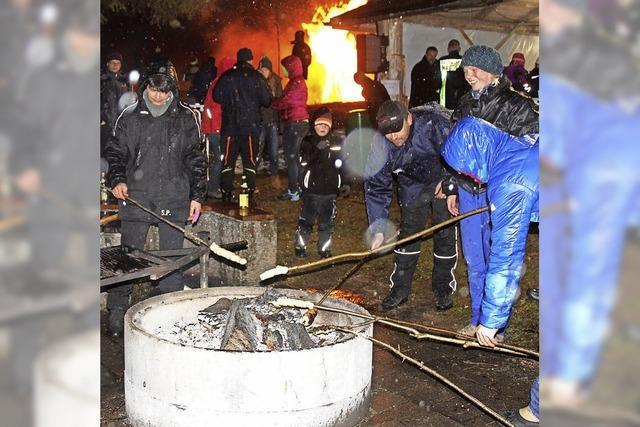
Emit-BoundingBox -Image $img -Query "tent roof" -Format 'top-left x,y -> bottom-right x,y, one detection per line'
329,0 -> 539,35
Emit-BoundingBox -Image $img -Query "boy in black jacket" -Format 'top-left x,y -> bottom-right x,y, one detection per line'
294,108 -> 342,258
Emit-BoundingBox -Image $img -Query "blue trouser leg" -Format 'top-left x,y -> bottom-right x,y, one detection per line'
529,377 -> 539,419
540,181 -> 568,378
457,188 -> 491,325
556,169 -> 637,383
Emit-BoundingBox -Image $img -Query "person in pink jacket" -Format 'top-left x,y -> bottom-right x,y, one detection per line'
272,55 -> 309,201
201,56 -> 235,199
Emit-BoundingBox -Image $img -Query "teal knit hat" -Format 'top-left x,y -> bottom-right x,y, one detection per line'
461,45 -> 503,75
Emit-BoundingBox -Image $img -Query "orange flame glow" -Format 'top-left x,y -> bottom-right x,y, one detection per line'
302,0 -> 368,104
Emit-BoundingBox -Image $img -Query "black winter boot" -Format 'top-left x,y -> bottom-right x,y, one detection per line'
107,309 -> 125,338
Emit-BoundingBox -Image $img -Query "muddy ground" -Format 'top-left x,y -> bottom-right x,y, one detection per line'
100,173 -> 539,426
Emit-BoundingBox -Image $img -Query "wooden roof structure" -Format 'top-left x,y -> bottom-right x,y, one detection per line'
329,0 -> 539,35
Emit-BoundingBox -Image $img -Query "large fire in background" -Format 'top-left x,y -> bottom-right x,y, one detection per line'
303,0 -> 368,105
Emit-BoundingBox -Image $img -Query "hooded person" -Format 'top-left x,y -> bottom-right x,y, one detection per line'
104,66 -> 207,336
101,50 -> 130,155
503,52 -> 529,92
213,47 -> 273,201
271,55 -> 309,201
293,107 -> 343,258
202,56 -> 235,199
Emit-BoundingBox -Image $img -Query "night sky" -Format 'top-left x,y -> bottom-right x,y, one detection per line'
101,0 -> 326,76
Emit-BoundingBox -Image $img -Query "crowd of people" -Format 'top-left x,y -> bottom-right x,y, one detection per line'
101,34 -> 540,425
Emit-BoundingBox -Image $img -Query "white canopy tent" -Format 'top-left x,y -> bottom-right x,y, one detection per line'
403,23 -> 538,97
329,0 -> 539,101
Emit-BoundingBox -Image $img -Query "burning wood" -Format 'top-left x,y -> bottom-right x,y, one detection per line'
154,289 -> 350,351
304,288 -> 365,305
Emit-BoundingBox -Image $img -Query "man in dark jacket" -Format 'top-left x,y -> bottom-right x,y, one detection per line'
364,101 -> 458,311
291,30 -> 312,80
353,72 -> 391,128
104,70 -> 207,336
100,50 -> 130,155
213,48 -> 273,200
444,45 -> 538,340
437,39 -> 470,110
294,108 -> 343,258
409,46 -> 441,108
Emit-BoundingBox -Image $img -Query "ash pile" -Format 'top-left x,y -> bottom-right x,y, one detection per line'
155,289 -> 349,351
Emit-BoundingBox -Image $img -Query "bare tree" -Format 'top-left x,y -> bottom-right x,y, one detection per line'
102,0 -> 218,27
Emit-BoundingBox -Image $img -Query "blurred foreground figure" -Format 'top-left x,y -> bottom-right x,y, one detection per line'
6,0 -> 99,413
442,116 -> 539,425
539,0 -> 640,419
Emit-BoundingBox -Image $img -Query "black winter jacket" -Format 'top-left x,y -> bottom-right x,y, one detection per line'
101,71 -> 130,128
446,75 -> 539,195
213,62 -> 272,136
299,132 -> 343,195
105,94 -> 207,222
409,57 -> 441,108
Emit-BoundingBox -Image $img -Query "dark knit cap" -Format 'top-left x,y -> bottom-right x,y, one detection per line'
461,45 -> 503,75
106,50 -> 123,62
376,100 -> 408,135
236,47 -> 253,62
258,56 -> 273,71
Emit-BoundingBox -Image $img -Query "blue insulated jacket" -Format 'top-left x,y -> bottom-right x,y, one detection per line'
364,103 -> 451,234
442,116 -> 539,328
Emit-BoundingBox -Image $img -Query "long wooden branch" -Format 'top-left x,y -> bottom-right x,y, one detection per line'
261,206 -> 489,281
272,298 -> 537,358
338,327 -> 515,427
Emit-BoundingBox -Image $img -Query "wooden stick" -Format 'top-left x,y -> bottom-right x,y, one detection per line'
261,206 -> 489,280
337,327 -> 515,427
272,298 -> 536,358
100,213 -> 119,226
123,195 -> 246,265
382,317 -> 539,358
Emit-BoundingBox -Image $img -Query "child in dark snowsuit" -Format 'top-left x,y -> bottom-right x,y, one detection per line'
294,108 -> 343,258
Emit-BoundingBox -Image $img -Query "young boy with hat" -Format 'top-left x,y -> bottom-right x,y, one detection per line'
293,107 -> 343,258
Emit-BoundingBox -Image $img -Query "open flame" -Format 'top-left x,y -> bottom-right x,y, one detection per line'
302,0 -> 368,105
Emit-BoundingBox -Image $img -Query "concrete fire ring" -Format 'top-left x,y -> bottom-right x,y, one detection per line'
124,287 -> 373,426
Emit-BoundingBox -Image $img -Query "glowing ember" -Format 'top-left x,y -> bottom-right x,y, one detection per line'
305,288 -> 366,306
302,0 -> 367,104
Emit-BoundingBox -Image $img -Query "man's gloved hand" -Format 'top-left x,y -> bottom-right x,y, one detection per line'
476,324 -> 499,347
370,232 -> 384,250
